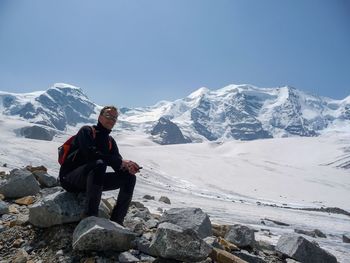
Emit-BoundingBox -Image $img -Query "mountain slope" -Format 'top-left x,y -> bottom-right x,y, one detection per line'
1,83 -> 349,144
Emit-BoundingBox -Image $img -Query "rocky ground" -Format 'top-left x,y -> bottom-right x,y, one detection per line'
1,166 -> 348,263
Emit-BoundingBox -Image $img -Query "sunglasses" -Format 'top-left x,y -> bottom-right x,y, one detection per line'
102,112 -> 118,121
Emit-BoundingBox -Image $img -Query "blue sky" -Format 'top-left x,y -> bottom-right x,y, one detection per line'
0,0 -> 349,107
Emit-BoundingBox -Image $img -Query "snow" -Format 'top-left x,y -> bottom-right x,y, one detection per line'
0,114 -> 350,261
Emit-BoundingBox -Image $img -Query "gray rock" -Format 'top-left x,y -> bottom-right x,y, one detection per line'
234,250 -> 266,263
203,236 -> 223,249
145,218 -> 159,229
18,125 -> 55,141
73,216 -> 137,251
0,169 -> 40,198
143,195 -> 155,200
139,253 -> 156,262
159,196 -> 171,204
276,234 -> 337,263
159,207 -> 212,238
0,200 -> 9,215
33,171 -> 58,188
126,205 -> 152,222
294,228 -> 327,238
136,237 -> 157,256
118,251 -> 140,262
39,186 -> 63,197
224,224 -> 256,248
149,222 -> 212,262
29,191 -> 108,227
343,234 -> 350,243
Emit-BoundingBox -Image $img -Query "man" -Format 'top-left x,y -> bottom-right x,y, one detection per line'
59,106 -> 140,225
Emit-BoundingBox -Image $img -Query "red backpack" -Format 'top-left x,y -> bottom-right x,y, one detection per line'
58,126 -> 112,165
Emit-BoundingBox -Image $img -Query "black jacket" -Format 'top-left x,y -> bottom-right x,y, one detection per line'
59,122 -> 123,176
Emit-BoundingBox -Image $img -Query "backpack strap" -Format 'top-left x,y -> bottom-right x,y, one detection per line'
91,126 -> 96,139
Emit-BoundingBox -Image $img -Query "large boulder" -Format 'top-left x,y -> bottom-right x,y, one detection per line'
276,234 -> 337,263
32,171 -> 58,188
18,125 -> 55,141
159,207 -> 212,238
149,222 -> 212,262
29,191 -> 109,227
224,224 -> 256,248
0,169 -> 40,198
72,217 -> 136,251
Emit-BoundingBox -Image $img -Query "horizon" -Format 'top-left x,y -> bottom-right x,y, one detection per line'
1,0 -> 349,107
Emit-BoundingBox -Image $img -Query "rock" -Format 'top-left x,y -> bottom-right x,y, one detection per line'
313,229 -> 327,238
15,196 -> 35,205
145,218 -> 159,229
0,193 -> 4,200
12,248 -> 29,263
72,217 -> 136,251
204,236 -> 223,250
26,165 -> 48,173
0,200 -> 9,215
9,204 -> 19,213
343,234 -> 350,243
126,205 -> 152,222
224,224 -> 256,248
130,201 -> 145,208
212,223 -> 231,237
33,171 -> 58,188
136,236 -> 157,256
149,222 -> 212,262
234,250 -> 266,263
262,218 -> 289,226
217,237 -> 240,252
29,191 -> 108,227
210,248 -> 248,263
101,197 -> 116,212
0,169 -> 40,198
19,125 -> 55,141
159,196 -> 171,204
294,228 -> 326,238
118,251 -> 140,262
276,234 -> 337,263
159,207 -> 212,238
143,195 -> 155,200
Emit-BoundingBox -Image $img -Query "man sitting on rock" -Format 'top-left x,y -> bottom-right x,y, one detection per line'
59,106 -> 141,225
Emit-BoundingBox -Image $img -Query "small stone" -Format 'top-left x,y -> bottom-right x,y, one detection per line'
343,234 -> 350,243
9,204 -> 19,213
0,194 -> 4,200
12,249 -> 28,263
13,238 -> 25,247
56,249 -> 64,256
83,258 -> 95,263
143,195 -> 155,200
118,251 -> 140,262
159,196 -> 171,204
15,196 -> 35,205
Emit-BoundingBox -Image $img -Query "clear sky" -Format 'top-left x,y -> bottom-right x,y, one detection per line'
0,0 -> 349,107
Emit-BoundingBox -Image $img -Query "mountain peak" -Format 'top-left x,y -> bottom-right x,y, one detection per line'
188,87 -> 210,99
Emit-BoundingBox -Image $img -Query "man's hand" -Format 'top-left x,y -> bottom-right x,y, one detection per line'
121,160 -> 141,175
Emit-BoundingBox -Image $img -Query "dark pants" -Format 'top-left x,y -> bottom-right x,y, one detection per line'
60,159 -> 136,225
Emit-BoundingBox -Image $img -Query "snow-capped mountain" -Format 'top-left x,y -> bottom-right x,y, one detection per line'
0,83 -> 349,143
122,84 -> 350,142
0,83 -> 99,131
